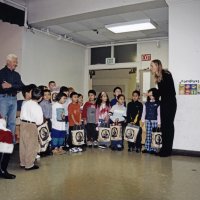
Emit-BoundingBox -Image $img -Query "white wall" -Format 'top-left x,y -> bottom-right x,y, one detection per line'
137,39 -> 168,70
21,29 -> 85,93
0,21 -> 23,72
0,21 -> 85,94
167,0 -> 200,151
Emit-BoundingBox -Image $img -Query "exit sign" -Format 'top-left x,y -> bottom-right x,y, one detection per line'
141,54 -> 151,61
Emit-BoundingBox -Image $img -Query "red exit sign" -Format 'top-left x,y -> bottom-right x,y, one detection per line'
141,54 -> 151,61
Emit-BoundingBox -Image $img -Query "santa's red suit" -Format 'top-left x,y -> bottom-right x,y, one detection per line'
0,118 -> 16,179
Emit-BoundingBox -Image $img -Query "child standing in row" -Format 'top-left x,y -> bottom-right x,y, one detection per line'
40,89 -> 52,132
126,90 -> 143,153
96,91 -> 111,149
82,90 -> 98,148
60,86 -> 71,149
20,87 -> 43,170
110,87 -> 122,107
142,88 -> 161,154
110,94 -> 127,150
39,89 -> 52,156
68,92 -> 82,153
51,93 -> 67,155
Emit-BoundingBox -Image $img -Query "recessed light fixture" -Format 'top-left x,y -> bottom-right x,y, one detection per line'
105,19 -> 156,33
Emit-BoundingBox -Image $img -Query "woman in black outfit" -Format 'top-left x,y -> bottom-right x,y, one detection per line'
150,59 -> 177,157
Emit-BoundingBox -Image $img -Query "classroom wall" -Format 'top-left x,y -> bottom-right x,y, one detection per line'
21,30 -> 85,93
137,39 -> 168,70
0,21 -> 23,72
167,0 -> 200,151
0,21 -> 85,94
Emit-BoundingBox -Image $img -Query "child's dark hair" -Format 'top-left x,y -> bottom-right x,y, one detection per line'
48,81 -> 55,85
38,85 -> 48,92
113,87 -> 122,93
70,92 -> 78,98
88,89 -> 96,96
22,84 -> 36,98
78,93 -> 83,98
29,84 -> 37,90
43,89 -> 51,95
117,94 -> 125,100
96,91 -> 110,107
147,88 -> 159,102
60,86 -> 69,93
132,90 -> 140,96
32,87 -> 42,100
55,92 -> 67,102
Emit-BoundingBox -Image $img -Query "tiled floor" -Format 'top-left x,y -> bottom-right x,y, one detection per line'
1,148 -> 200,200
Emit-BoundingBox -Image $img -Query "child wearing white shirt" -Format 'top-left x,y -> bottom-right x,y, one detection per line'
20,87 -> 43,170
109,94 -> 126,151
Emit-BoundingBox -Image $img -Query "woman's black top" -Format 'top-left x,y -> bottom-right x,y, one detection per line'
157,70 -> 176,103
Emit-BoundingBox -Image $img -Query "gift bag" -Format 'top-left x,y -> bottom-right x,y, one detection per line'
110,125 -> 122,141
98,127 -> 111,143
38,122 -> 51,152
151,128 -> 162,149
124,124 -> 140,143
72,125 -> 85,146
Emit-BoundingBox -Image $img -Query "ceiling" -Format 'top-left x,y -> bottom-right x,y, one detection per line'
10,0 -> 169,46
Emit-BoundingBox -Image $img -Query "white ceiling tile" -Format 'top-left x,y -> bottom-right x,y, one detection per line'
143,7 -> 168,22
48,25 -> 72,35
119,11 -> 148,21
78,19 -> 105,29
76,30 -> 112,42
97,15 -> 125,25
60,22 -> 90,32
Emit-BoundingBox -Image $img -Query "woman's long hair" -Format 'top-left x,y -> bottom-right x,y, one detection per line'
151,59 -> 163,83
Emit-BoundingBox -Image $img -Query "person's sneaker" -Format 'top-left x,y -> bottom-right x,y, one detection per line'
25,165 -> 39,170
110,145 -> 116,151
117,144 -> 123,151
93,141 -> 98,148
128,148 -> 132,152
76,147 -> 83,152
149,150 -> 156,155
69,147 -> 79,153
87,141 -> 92,148
52,149 -> 60,155
142,149 -> 148,153
136,148 -> 141,153
58,148 -> 66,155
36,154 -> 40,160
98,144 -> 107,149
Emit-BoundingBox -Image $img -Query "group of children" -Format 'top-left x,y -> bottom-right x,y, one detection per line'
19,81 -> 161,170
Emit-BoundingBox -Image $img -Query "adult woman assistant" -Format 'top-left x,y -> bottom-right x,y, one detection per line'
150,59 -> 177,157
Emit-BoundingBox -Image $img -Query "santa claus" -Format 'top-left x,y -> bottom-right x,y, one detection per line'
0,116 -> 16,179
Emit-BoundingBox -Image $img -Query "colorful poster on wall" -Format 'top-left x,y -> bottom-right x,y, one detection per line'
179,80 -> 199,95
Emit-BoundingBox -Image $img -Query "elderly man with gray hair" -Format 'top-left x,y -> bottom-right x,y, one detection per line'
0,54 -> 24,142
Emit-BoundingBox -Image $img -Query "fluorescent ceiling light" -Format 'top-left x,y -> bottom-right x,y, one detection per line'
105,19 -> 156,33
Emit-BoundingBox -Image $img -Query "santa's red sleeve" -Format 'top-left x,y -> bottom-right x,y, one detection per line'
0,130 -> 14,154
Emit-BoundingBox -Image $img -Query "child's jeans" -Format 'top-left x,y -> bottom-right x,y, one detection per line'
86,123 -> 98,142
51,129 -> 65,148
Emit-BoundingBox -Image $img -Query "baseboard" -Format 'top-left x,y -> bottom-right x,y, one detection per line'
172,149 -> 200,157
